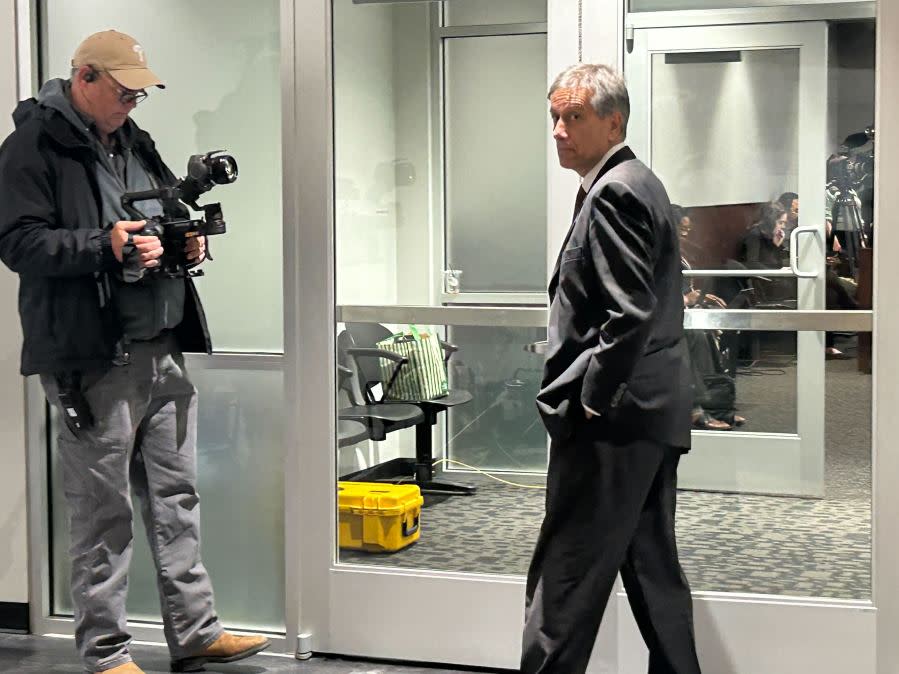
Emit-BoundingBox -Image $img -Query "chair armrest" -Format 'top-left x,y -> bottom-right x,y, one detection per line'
344,347 -> 408,403
438,339 -> 459,363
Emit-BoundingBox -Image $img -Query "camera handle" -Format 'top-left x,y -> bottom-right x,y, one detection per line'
121,186 -> 188,222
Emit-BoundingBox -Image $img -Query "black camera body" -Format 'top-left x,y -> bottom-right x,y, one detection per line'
830,126 -> 875,190
121,151 -> 238,278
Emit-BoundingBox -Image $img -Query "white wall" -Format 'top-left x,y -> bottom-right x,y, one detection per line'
333,0 -> 399,306
0,0 -> 30,607
333,0 -> 436,307
392,3 -> 433,306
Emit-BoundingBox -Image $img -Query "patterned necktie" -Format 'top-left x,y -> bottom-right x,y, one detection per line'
573,186 -> 588,222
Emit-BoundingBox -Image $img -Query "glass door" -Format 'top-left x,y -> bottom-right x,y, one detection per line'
627,21 -> 834,497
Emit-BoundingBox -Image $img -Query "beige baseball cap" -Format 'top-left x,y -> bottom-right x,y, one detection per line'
71,30 -> 164,91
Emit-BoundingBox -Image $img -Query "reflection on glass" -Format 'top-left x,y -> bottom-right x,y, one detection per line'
51,366 -> 286,630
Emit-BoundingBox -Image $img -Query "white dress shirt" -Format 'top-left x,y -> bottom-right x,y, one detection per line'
580,141 -> 628,193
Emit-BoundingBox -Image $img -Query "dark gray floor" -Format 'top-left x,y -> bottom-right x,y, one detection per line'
0,634 -> 483,673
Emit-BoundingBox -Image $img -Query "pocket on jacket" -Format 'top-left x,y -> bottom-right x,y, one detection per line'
561,246 -> 584,263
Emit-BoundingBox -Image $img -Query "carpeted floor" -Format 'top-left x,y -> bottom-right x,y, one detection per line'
342,348 -> 872,600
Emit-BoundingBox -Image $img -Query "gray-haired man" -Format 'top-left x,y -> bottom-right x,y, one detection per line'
522,63 -> 702,673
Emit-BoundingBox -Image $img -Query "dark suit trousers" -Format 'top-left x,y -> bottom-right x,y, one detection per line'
521,422 -> 701,674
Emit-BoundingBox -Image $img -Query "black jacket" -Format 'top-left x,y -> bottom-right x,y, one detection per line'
0,95 -> 212,375
738,225 -> 787,270
537,147 -> 691,449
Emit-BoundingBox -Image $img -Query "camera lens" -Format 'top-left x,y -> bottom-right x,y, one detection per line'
209,155 -> 238,185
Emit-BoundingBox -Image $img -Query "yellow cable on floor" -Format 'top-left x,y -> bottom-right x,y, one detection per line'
431,458 -> 546,490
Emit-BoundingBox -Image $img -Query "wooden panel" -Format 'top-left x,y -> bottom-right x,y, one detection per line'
681,202 -> 763,269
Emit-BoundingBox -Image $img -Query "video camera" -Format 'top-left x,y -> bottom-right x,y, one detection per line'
121,151 -> 238,278
829,126 -> 874,191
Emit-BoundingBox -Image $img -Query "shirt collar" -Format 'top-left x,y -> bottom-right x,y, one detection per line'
581,141 -> 628,192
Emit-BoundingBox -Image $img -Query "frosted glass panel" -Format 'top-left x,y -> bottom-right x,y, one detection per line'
42,0 -> 283,352
445,0 -> 546,26
51,364 -> 285,631
445,35 -> 547,293
631,0 -> 869,10
651,49 -> 799,208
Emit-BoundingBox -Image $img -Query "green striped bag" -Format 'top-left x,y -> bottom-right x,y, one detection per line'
376,325 -> 449,401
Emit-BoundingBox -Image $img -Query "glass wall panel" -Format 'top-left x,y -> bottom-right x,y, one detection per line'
42,0 -> 283,352
51,364 -> 285,629
337,323 -> 869,601
679,336 -> 870,598
444,0 -> 547,26
445,35 -> 547,293
333,0 -> 551,571
445,326 -> 547,472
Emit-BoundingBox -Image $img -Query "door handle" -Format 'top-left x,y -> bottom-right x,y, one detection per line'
525,341 -> 548,355
789,226 -> 822,279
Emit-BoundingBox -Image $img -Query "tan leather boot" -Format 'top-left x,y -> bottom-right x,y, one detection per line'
103,663 -> 145,674
170,632 -> 271,672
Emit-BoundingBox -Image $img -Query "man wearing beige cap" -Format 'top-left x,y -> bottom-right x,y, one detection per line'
0,30 -> 269,673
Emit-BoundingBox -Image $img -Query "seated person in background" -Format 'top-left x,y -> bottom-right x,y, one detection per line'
778,191 -> 799,250
739,201 -> 788,270
674,205 -> 745,431
737,201 -> 793,304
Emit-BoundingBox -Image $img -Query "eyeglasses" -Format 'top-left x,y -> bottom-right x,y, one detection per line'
100,71 -> 148,105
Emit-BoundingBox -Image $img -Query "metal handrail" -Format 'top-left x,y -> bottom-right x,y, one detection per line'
337,305 -> 873,332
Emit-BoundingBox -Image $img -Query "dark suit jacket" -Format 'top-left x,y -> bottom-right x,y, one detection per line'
536,146 -> 692,450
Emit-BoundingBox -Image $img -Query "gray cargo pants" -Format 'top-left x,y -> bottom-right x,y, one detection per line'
41,333 -> 223,673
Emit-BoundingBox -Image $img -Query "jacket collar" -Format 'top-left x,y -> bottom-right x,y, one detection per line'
548,145 -> 637,298
18,97 -> 153,157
